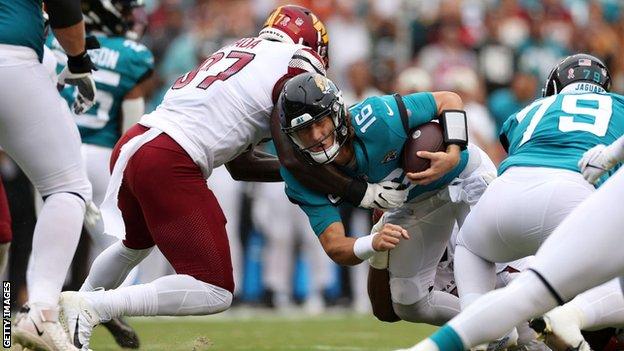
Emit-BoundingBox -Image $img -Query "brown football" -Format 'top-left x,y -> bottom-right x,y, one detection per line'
402,122 -> 446,173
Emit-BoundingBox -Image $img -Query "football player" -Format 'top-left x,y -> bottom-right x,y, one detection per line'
45,1 -> 153,346
1,0 -> 97,349
54,5 -> 338,350
399,54 -> 624,351
277,72 -> 496,325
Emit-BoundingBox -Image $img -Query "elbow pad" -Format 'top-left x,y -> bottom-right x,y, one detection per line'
440,110 -> 468,150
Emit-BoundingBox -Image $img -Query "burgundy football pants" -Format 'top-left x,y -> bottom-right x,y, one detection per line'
110,124 -> 234,293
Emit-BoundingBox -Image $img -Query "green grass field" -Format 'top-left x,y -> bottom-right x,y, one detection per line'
88,312 -> 436,350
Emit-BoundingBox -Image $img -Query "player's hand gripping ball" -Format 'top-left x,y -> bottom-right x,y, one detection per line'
402,122 -> 446,173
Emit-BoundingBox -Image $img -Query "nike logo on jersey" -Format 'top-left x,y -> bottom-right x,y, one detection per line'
74,317 -> 83,348
30,317 -> 44,336
383,101 -> 394,116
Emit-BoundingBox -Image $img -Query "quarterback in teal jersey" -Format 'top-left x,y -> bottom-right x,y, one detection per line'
45,0 -> 152,348
401,54 -> 624,351
278,73 -> 496,325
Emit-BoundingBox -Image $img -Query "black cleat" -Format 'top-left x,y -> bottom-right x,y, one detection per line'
102,317 -> 140,349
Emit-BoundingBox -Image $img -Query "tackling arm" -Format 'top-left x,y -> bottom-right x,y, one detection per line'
269,106 -> 367,203
225,147 -> 282,182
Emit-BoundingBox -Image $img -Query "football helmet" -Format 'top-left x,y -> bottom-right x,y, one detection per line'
542,53 -> 611,97
82,0 -> 148,40
279,73 -> 348,164
259,5 -> 329,68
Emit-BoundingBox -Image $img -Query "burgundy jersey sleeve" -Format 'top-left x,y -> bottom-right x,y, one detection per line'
272,47 -> 327,103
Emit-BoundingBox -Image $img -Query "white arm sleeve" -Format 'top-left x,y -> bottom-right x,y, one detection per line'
121,97 -> 145,133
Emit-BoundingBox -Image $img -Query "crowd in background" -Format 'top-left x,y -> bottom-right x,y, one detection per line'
3,0 -> 624,314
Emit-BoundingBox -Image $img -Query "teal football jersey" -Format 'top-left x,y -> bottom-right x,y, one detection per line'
0,0 -> 45,61
282,93 -> 469,236
46,34 -> 154,148
499,91 -> 624,182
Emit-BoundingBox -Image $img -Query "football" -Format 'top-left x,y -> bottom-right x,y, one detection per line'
402,122 -> 446,173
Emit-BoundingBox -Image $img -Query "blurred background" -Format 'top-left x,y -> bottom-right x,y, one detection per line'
4,0 -> 624,316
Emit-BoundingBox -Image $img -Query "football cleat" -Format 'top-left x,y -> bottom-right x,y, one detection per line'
13,303 -> 78,351
59,292 -> 101,351
472,328 -> 519,351
102,317 -> 140,349
529,310 -> 591,351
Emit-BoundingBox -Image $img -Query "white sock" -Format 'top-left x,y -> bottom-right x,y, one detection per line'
80,241 -> 152,292
454,244 -> 497,309
567,278 -> 624,330
84,274 -> 232,321
28,193 -> 84,305
393,290 -> 460,325
449,272 -> 559,348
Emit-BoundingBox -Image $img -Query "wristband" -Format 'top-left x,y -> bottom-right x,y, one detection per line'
353,233 -> 377,260
440,109 -> 468,150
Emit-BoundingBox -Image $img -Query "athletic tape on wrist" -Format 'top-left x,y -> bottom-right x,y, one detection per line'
353,233 -> 377,260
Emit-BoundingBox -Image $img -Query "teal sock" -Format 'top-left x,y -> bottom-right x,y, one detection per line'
430,325 -> 465,351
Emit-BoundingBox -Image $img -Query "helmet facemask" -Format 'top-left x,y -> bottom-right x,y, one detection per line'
283,97 -> 349,165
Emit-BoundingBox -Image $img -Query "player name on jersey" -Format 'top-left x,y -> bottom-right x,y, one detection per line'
89,47 -> 120,70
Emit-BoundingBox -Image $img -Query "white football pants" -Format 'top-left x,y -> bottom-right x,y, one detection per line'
455,166 -> 594,308
0,44 -> 91,306
385,144 -> 496,325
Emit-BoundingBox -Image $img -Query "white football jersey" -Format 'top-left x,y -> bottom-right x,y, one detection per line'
140,37 -> 326,177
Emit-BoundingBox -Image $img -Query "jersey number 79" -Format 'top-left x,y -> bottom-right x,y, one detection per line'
516,94 -> 613,146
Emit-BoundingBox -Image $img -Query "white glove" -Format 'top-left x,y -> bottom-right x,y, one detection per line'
578,144 -> 620,184
448,172 -> 495,205
84,201 -> 102,230
58,67 -> 97,114
58,48 -> 98,114
359,181 -> 408,210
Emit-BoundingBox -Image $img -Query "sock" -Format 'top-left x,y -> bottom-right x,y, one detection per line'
393,290 -> 460,325
568,278 -> 624,330
454,244 -> 497,309
448,272 -> 559,348
428,325 -> 465,351
28,193 -> 84,305
80,241 -> 151,292
84,274 -> 232,321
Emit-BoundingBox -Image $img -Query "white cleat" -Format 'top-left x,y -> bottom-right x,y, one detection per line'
13,304 -> 78,351
529,308 -> 590,351
472,328 -> 519,351
58,292 -> 101,351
